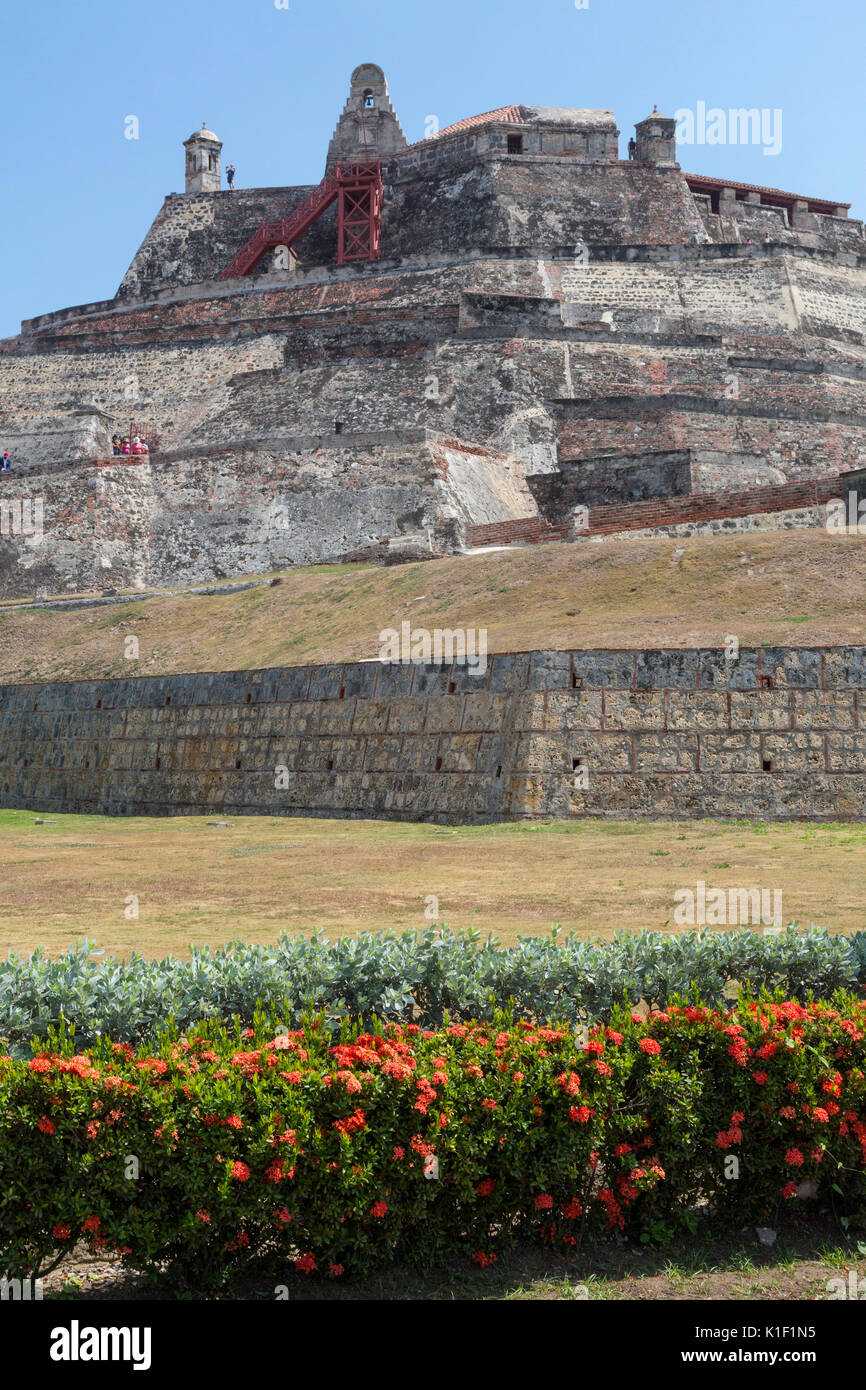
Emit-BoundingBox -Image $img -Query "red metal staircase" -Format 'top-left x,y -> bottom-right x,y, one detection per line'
218,161 -> 383,280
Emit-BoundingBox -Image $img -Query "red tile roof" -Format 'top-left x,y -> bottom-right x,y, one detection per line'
684,171 -> 848,212
413,105 -> 523,145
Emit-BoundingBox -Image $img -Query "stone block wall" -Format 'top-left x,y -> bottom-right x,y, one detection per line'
1,647 -> 865,824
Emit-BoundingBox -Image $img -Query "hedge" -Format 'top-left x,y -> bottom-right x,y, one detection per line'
2,994 -> 865,1288
1,926 -> 865,1053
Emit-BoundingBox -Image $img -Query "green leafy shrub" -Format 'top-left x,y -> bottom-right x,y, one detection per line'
0,926 -> 863,1053
1,994 -> 864,1289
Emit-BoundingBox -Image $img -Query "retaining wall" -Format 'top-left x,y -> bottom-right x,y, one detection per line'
2,647 -> 866,823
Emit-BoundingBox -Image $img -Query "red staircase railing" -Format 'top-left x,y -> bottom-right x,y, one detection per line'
218,161 -> 383,280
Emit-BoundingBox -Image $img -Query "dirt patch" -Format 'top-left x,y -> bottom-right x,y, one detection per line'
36,1222 -> 866,1301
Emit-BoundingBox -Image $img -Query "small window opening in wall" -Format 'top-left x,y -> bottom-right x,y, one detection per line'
235,759 -> 242,769
571,673 -> 583,689
447,680 -> 456,693
165,695 -> 171,706
572,757 -> 585,771
495,765 -> 503,778
339,686 -> 346,700
762,757 -> 773,772
84,760 -> 90,770
96,699 -> 102,709
326,758 -> 334,771
335,420 -> 344,434
758,674 -> 775,690
155,756 -> 161,770
434,756 -> 443,772
33,702 -> 38,712
507,134 -> 524,154
363,90 -> 375,109
245,692 -> 252,704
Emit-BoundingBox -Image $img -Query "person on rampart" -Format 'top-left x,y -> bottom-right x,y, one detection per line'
627,137 -> 636,160
111,434 -> 121,456
226,163 -> 236,190
1,451 -> 10,471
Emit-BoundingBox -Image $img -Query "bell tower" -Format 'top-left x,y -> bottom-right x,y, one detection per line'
326,64 -> 408,169
183,123 -> 223,194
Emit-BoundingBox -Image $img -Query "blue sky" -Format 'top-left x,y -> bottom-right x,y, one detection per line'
1,0 -> 863,338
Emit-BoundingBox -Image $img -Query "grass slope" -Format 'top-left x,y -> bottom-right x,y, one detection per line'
1,529 -> 865,684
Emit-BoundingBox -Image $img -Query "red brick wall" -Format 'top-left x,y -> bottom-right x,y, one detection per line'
465,475 -> 845,548
465,517 -> 569,546
584,475 -> 842,535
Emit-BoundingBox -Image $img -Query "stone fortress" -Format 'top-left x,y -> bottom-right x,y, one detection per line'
2,63 -> 866,598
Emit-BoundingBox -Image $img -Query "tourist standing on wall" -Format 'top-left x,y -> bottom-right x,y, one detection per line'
226,163 -> 235,190
1,451 -> 10,471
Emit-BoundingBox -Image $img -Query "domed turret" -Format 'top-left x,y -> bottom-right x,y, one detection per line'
634,106 -> 677,166
183,122 -> 223,194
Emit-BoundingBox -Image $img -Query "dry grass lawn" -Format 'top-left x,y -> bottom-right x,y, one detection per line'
1,809 -> 863,960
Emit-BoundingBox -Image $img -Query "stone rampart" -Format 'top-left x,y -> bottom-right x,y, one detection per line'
2,648 -> 865,823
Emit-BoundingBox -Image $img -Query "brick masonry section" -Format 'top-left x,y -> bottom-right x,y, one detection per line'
466,475 -> 847,546
2,647 -> 866,823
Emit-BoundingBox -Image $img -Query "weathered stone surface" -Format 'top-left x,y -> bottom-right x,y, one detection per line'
1,82 -> 864,597
1,645 -> 863,823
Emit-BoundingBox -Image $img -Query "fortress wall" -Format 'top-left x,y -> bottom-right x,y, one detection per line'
175,343 -> 566,454
116,187 -> 330,300
379,160 -> 709,256
0,337 -> 285,467
113,159 -> 712,299
555,406 -> 866,478
20,266 -> 471,348
561,257 -> 866,341
113,156 -> 865,310
0,437 -> 535,595
1,648 -> 865,823
4,245 -> 866,595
